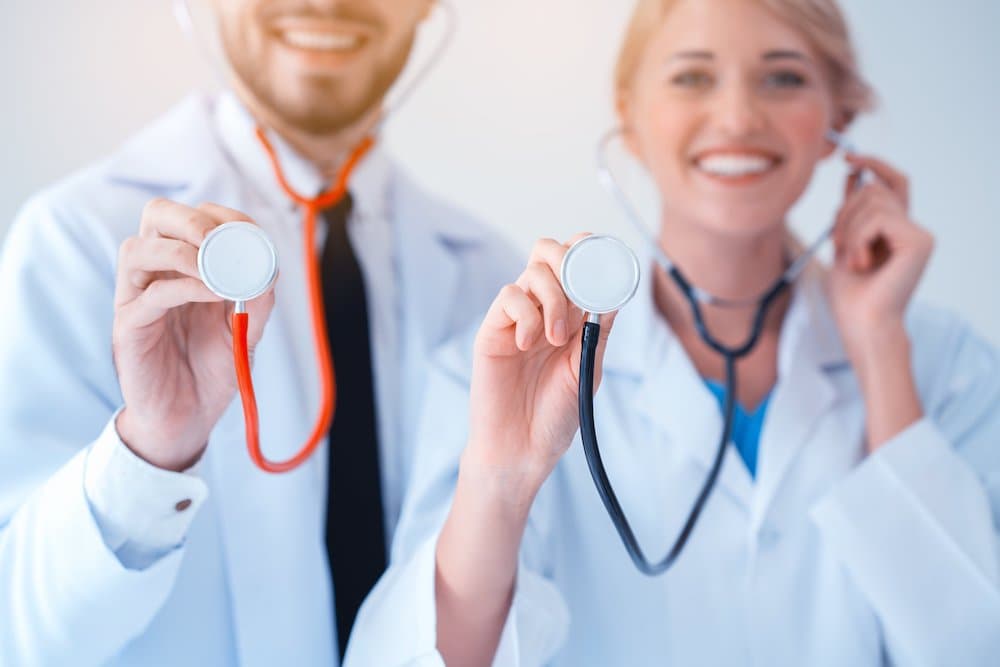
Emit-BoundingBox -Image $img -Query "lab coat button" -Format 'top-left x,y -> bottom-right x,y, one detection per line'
175,499 -> 192,512
757,527 -> 780,548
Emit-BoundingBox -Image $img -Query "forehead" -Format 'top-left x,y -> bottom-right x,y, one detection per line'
653,0 -> 816,58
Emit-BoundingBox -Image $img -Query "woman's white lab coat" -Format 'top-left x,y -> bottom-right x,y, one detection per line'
347,265 -> 1000,667
0,94 -> 519,666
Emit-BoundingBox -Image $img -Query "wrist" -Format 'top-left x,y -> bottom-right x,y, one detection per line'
116,409 -> 207,473
844,329 -> 924,452
846,319 -> 909,381
458,445 -> 551,521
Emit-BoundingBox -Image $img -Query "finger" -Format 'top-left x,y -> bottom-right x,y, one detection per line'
244,287 -> 277,347
591,311 -> 619,388
117,277 -> 223,329
139,198 -> 220,245
115,237 -> 201,306
835,182 -> 901,245
843,168 -> 863,198
840,207 -> 912,272
198,202 -> 254,224
482,284 -> 544,352
528,237 -> 572,278
516,262 -> 572,346
568,311 -> 620,392
834,183 -> 878,251
844,154 -> 909,207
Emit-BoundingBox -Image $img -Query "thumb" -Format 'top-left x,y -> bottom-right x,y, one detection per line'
244,286 -> 277,347
591,311 -> 619,390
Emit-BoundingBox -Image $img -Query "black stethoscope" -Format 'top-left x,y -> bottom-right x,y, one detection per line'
560,128 -> 863,576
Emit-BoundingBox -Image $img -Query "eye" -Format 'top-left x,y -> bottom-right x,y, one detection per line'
763,70 -> 806,88
670,70 -> 714,88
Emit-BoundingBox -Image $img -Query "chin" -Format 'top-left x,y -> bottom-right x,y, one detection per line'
685,203 -> 788,240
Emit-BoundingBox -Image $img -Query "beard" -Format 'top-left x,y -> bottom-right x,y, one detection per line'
221,26 -> 417,136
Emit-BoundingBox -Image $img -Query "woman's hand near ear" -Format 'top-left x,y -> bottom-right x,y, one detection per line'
829,154 -> 933,452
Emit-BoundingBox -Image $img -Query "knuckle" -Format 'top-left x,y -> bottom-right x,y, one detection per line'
142,197 -> 170,220
118,236 -> 138,259
171,242 -> 191,264
531,237 -> 557,256
499,283 -> 522,300
187,211 -> 211,234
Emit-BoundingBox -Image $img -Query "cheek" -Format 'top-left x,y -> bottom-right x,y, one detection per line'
777,97 -> 832,165
633,95 -> 697,183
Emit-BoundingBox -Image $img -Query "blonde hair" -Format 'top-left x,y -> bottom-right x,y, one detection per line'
614,0 -> 876,125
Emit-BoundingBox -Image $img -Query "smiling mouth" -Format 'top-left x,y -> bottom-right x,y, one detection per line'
693,152 -> 782,181
274,28 -> 367,53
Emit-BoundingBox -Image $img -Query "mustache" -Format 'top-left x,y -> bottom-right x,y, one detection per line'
258,2 -> 384,29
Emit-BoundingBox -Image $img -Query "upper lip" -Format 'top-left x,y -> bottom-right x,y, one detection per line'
692,147 -> 782,163
270,17 -> 375,40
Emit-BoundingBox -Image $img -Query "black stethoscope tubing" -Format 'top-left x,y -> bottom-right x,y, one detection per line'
578,266 -> 791,576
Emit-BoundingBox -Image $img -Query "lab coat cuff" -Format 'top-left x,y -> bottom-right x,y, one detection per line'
810,417 -> 980,536
810,417 -> 1000,663
84,410 -> 209,567
8,446 -> 187,662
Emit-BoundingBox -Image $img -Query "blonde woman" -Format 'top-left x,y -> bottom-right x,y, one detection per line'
346,0 -> 1000,665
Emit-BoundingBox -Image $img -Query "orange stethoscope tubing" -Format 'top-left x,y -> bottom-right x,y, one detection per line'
230,127 -> 375,474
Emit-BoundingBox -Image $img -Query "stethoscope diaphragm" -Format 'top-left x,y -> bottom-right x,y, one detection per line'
197,221 -> 278,303
560,234 -> 641,315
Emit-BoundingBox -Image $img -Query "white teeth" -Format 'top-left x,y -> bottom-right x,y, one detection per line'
696,154 -> 776,177
279,30 -> 362,52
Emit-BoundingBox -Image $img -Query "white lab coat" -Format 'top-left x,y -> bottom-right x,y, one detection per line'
347,264 -> 1000,667
0,94 -> 520,666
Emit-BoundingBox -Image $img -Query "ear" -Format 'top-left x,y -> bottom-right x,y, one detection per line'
615,88 -> 643,160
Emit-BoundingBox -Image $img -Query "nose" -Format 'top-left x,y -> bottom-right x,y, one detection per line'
710,79 -> 766,136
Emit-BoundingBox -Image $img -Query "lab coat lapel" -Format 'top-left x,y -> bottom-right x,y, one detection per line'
751,272 -> 847,528
393,175 -> 462,448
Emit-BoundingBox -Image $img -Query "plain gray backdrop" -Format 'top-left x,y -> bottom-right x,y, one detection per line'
2,0 -> 998,343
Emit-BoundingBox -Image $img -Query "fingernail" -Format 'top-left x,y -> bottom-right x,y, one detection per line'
554,319 -> 567,343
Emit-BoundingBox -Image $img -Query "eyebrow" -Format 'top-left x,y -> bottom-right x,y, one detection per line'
668,50 -> 714,61
762,49 -> 812,62
667,49 -> 814,63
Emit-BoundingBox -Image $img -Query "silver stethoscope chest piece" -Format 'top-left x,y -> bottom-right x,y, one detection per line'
197,222 -> 279,303
560,235 -> 641,314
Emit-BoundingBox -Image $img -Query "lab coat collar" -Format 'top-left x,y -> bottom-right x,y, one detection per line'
602,257 -> 850,513
212,91 -> 394,225
105,95 -> 219,193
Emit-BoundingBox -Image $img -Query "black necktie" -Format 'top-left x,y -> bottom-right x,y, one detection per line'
321,193 -> 388,659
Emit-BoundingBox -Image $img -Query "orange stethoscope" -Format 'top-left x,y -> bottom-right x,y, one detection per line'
181,0 -> 456,474
197,130 -> 373,474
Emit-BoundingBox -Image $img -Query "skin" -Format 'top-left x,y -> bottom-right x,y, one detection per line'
115,0 -> 433,472
435,0 -> 933,664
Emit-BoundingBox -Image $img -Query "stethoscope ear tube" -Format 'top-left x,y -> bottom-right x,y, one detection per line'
578,320 -> 738,576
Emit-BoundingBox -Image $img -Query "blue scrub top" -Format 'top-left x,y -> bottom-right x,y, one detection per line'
704,380 -> 772,479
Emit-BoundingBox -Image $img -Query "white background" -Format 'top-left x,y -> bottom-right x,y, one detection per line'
2,0 -> 998,343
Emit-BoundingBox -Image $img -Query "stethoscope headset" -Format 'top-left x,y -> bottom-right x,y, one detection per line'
560,128 -> 866,575
172,0 -> 456,473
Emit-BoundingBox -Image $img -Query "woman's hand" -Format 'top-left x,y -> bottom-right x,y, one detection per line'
829,155 -> 931,449
466,236 -> 616,497
436,235 -> 616,667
